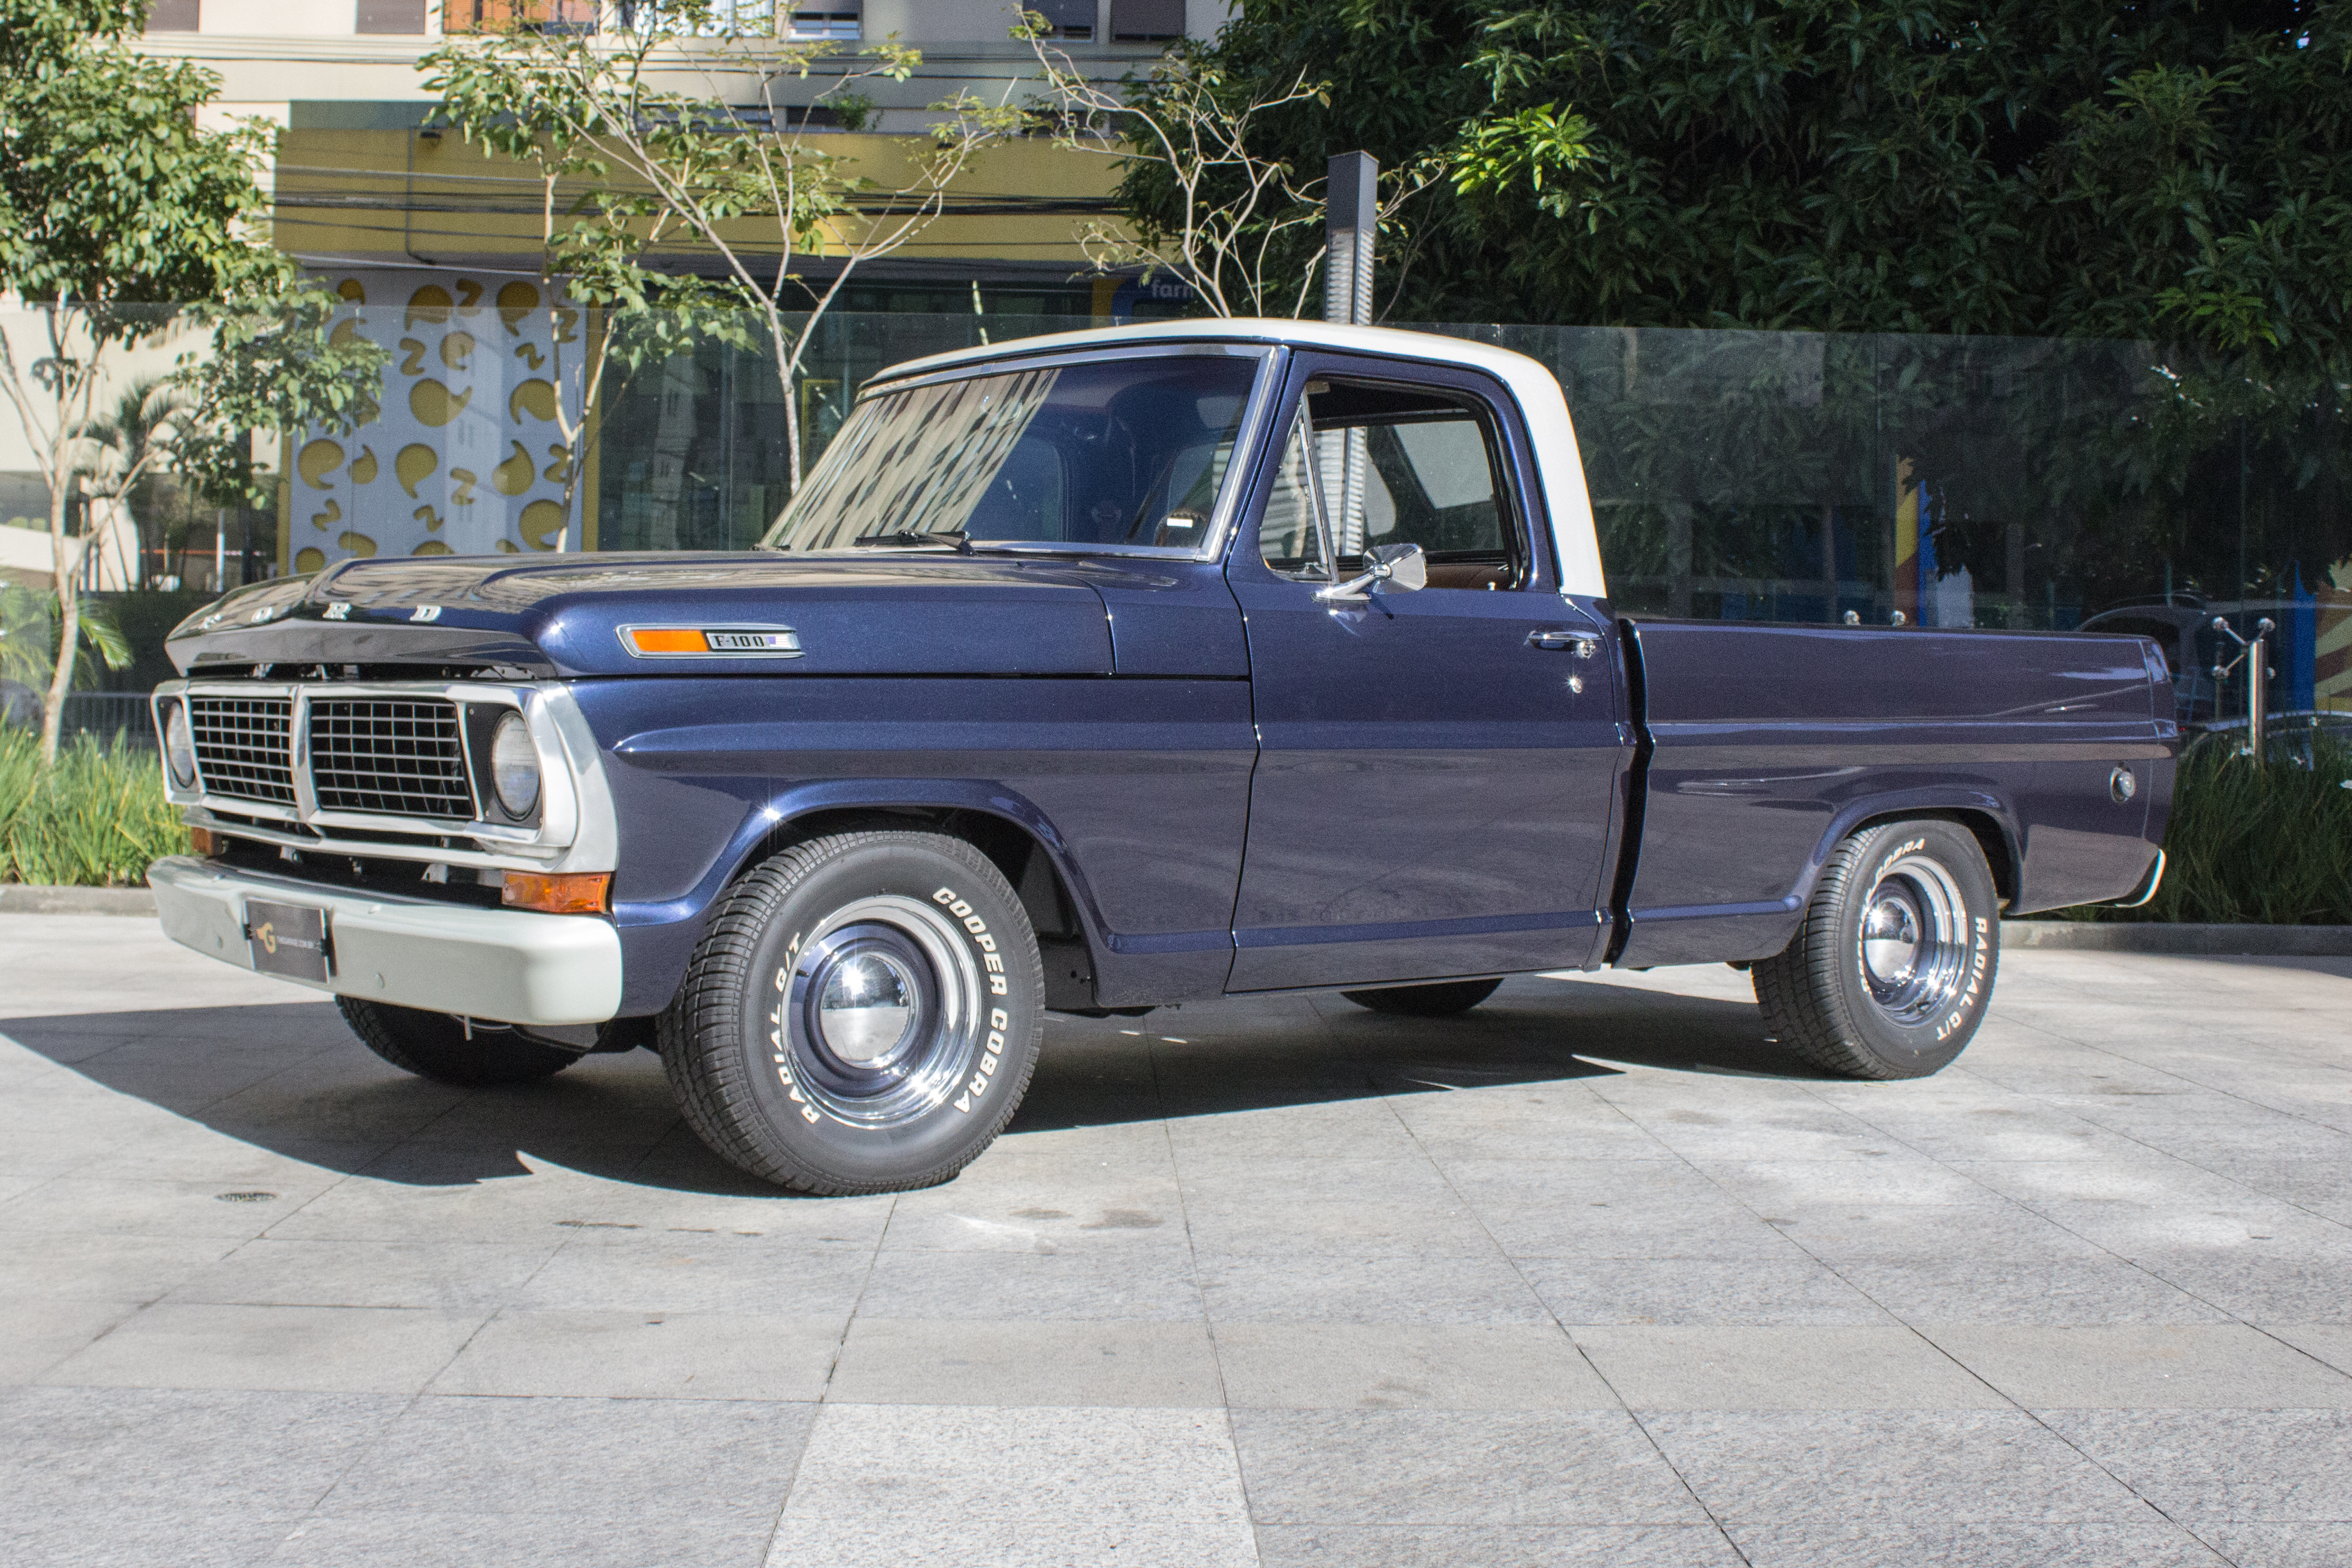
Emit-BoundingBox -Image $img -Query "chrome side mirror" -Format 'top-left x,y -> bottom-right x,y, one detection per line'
1316,541 -> 1427,603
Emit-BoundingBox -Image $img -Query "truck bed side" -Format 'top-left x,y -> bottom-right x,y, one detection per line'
1614,620 -> 2172,968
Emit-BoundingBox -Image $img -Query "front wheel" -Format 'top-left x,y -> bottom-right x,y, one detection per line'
337,998 -> 578,1085
660,831 -> 1044,1195
1752,818 -> 1999,1080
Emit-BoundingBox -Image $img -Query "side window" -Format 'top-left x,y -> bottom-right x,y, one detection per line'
1310,380 -> 1524,589
1257,409 -> 1330,579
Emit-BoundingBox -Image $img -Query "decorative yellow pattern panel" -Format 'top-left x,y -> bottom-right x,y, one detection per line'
299,270 -> 585,565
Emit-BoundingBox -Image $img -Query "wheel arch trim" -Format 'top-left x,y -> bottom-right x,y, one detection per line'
616,778 -> 1118,989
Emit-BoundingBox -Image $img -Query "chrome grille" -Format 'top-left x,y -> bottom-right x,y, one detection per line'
308,698 -> 474,820
186,696 -> 296,805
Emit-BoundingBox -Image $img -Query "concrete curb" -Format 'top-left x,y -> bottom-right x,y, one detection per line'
2003,920 -> 2352,956
0,884 -> 158,916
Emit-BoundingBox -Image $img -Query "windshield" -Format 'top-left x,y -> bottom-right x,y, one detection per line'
762,352 -> 1266,553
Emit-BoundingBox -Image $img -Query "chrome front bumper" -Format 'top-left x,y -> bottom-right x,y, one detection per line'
147,856 -> 623,1026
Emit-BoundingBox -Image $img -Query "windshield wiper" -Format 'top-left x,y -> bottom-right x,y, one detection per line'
851,529 -> 973,554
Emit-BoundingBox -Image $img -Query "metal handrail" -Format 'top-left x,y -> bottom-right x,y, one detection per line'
2182,709 -> 2352,766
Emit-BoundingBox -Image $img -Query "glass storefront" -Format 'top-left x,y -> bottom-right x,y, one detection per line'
7,297 -> 2345,717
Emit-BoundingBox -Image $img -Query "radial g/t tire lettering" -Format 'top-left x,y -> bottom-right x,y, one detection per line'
659,830 -> 1045,1195
1752,818 -> 2000,1080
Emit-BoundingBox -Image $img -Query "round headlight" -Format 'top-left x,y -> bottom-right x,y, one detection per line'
488,712 -> 541,818
163,702 -> 197,789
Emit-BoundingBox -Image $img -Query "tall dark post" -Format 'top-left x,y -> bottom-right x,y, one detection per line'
1321,152 -> 1379,555
1323,151 -> 1378,327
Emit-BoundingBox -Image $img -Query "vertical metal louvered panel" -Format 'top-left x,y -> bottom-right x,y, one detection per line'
308,698 -> 474,820
186,696 -> 297,805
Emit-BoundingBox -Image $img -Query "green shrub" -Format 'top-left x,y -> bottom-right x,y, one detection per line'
0,725 -> 185,888
2067,734 -> 2352,925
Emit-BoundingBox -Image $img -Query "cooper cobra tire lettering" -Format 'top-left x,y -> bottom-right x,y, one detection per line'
660,833 -> 1044,1195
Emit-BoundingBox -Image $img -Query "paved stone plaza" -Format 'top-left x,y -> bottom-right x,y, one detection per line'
3,912 -> 2350,1567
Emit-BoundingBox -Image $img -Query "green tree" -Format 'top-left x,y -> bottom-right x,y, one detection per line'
424,1 -> 1016,509
0,0 -> 384,765
1158,0 -> 2352,377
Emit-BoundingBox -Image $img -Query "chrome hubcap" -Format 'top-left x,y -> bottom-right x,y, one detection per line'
1855,855 -> 1968,1026
814,950 -> 919,1064
771,895 -> 985,1128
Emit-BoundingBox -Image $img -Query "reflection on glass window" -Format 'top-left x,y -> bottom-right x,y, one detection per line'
1258,412 -> 1329,579
765,354 -> 1263,552
1301,381 -> 1521,589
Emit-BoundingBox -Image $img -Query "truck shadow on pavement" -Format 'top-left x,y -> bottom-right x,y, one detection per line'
1,977 -> 1818,1195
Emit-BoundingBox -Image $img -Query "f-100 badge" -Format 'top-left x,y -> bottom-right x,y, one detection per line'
619,625 -> 803,658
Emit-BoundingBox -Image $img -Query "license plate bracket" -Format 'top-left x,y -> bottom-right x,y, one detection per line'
246,899 -> 334,983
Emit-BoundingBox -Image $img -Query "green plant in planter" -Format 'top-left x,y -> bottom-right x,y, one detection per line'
2070,735 -> 2352,925
0,725 -> 182,887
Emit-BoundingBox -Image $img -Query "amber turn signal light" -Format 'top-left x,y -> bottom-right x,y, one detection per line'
502,871 -> 612,915
624,628 -> 707,655
189,826 -> 222,856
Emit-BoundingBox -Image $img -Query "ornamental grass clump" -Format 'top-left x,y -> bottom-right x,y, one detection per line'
0,725 -> 183,888
2079,732 -> 2352,925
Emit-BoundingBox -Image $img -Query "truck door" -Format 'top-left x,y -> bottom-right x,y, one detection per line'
1224,354 -> 1621,991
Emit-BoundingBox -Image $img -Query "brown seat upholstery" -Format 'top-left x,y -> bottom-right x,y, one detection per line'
1422,561 -> 1516,591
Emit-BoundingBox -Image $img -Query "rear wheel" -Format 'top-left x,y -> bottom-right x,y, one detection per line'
1340,978 -> 1503,1017
660,831 -> 1044,1195
1753,818 -> 1999,1079
337,998 -> 578,1085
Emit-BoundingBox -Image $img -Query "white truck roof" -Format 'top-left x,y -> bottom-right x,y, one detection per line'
873,319 -> 1609,600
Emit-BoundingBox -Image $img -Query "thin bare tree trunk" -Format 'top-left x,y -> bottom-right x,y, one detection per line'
39,468 -> 78,769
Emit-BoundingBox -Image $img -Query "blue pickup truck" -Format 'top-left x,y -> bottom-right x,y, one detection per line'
147,322 -> 2174,1193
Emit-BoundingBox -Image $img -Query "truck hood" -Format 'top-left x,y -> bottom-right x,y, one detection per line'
167,552 -> 1122,677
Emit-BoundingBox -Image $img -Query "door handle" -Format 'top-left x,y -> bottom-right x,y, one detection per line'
1528,629 -> 1598,657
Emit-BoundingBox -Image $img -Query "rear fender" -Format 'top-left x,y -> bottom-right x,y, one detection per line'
1616,786 -> 2022,969
1798,791 -> 2023,912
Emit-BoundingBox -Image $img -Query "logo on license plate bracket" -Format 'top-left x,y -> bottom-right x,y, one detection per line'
246,899 -> 334,983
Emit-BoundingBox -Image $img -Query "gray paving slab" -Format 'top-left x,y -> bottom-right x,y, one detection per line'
509,1233 -> 871,1315
3,1507 -> 301,1568
0,1298 -> 140,1383
1922,1323 -> 2352,1408
2203,1524 -> 2352,1567
262,1511 -> 778,1568
37,1302 -> 488,1394
826,1317 -> 1225,1406
2040,1409 -> 2352,1523
855,1243 -> 1207,1321
763,1518 -> 1262,1568
1575,1325 -> 2009,1410
313,1393 -> 814,1521
2133,1250 -> 2352,1323
0,1385 -> 405,1511
1252,1523 -> 1747,1567
1231,1408 -> 1712,1525
10,915 -> 2352,1562
1522,1255 -> 1895,1327
1829,1258 -> 2234,1325
1198,1249 -> 1552,1325
778,1403 -> 1251,1524
163,1238 -> 560,1311
1641,1409 -> 2156,1524
1725,1521 -> 2231,1567
1215,1322 -> 1618,1409
426,1308 -> 846,1400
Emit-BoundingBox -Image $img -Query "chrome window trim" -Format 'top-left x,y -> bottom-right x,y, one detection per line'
776,343 -> 1288,567
151,678 -> 616,874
